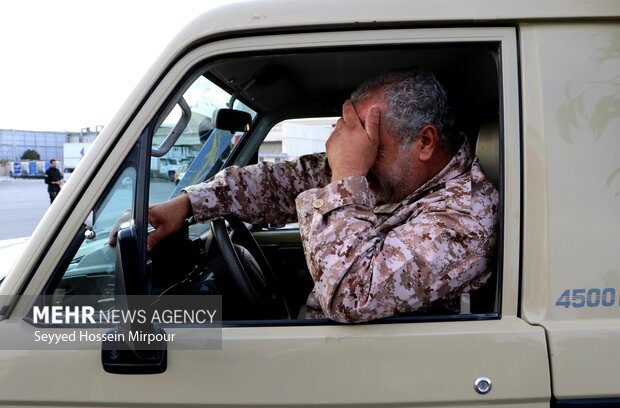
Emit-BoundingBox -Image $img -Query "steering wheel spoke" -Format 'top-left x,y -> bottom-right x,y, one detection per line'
210,215 -> 290,319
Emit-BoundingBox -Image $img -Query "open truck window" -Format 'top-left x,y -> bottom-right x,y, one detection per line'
140,42 -> 504,324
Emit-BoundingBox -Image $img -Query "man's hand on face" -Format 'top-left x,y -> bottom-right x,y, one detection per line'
326,100 -> 380,182
147,193 -> 192,251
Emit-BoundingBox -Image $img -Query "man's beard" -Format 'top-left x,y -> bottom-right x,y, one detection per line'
368,152 -> 413,204
367,171 -> 390,204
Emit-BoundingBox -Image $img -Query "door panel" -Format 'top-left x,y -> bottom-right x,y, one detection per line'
0,317 -> 549,406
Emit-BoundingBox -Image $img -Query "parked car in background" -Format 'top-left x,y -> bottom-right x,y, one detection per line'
173,162 -> 189,185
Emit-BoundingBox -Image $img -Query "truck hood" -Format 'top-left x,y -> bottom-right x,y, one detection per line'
0,237 -> 29,283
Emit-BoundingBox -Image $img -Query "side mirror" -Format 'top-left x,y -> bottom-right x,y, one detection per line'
213,109 -> 252,132
102,219 -> 167,374
114,219 -> 146,296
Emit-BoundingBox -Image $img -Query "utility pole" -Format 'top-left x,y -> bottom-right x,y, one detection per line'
12,129 -> 17,161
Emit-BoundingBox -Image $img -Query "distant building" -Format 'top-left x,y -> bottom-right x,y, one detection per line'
0,128 -> 101,177
259,118 -> 336,163
0,128 -> 100,161
0,129 -> 66,161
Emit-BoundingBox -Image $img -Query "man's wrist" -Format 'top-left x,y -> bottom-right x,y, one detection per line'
297,175 -> 373,216
331,170 -> 367,182
179,190 -> 194,218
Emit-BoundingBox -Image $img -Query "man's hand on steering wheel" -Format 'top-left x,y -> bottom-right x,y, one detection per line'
147,193 -> 192,251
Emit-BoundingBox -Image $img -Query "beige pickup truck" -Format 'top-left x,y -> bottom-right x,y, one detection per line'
0,1 -> 619,406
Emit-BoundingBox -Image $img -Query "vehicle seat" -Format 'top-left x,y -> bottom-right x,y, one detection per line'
461,118 -> 500,314
475,118 -> 500,189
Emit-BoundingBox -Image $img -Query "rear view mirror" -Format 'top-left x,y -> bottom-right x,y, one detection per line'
213,109 -> 252,132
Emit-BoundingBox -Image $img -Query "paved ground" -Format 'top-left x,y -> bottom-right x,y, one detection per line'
0,178 -> 50,240
0,177 -> 175,241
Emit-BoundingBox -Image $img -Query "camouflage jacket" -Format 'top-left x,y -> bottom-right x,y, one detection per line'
185,142 -> 499,323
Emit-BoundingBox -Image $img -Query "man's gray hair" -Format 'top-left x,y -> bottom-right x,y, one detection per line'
351,69 -> 458,152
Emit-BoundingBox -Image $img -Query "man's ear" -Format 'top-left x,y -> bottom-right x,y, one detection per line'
416,125 -> 439,162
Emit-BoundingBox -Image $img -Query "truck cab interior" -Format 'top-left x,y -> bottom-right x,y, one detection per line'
47,41 -> 502,325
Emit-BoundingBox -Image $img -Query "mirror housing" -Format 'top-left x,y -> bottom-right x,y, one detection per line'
102,219 -> 167,374
213,109 -> 252,132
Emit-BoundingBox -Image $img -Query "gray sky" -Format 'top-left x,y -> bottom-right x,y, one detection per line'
0,1 -> 240,132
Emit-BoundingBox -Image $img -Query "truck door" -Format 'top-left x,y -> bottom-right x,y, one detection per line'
0,25 -> 550,407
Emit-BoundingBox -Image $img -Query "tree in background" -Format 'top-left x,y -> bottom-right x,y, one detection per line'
21,149 -> 40,160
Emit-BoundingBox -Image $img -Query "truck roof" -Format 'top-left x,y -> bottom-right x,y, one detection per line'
146,0 -> 619,83
180,0 -> 619,41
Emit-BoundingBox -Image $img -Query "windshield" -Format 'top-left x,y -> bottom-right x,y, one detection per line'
149,75 -> 256,205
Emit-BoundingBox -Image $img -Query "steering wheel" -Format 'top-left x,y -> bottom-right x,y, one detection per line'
210,214 -> 290,319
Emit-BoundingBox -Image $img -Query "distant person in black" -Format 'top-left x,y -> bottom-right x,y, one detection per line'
44,159 -> 62,204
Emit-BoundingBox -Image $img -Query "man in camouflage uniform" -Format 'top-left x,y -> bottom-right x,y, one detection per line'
148,69 -> 499,323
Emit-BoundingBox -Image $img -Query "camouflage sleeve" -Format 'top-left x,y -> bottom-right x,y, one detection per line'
185,153 -> 331,224
296,176 -> 494,323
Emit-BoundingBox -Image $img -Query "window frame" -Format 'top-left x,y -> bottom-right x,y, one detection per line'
148,28 -> 518,325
